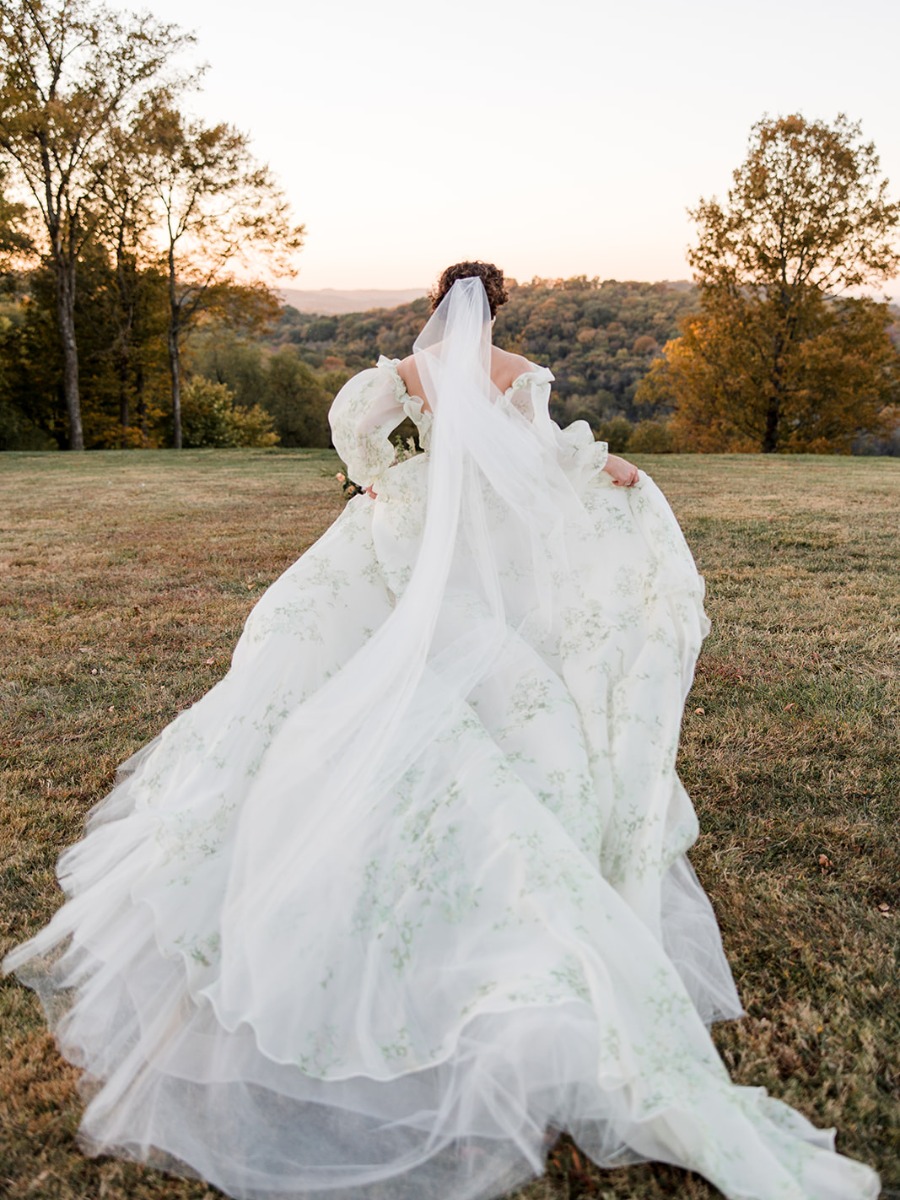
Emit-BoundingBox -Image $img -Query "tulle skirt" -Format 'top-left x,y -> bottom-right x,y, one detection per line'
4,464 -> 881,1200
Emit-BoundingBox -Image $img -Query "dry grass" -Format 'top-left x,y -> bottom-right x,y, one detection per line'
1,450 -> 897,1200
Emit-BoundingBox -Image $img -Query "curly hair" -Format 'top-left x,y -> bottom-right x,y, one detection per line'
430,261 -> 509,318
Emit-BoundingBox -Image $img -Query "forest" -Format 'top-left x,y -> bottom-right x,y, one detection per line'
0,265 -> 707,451
272,277 -> 699,428
5,273 -> 899,454
156,276 -> 711,456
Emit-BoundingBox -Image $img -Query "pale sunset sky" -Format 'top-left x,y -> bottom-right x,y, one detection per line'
146,0 -> 899,294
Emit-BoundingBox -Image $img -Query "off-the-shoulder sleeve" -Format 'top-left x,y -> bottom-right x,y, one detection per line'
328,358 -> 407,489
502,365 -> 609,491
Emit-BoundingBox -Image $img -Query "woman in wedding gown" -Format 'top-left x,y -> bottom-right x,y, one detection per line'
3,262 -> 880,1200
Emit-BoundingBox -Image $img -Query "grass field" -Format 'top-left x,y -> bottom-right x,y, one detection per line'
1,449 -> 897,1200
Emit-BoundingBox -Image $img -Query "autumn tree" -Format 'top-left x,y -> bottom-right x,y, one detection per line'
638,114 -> 900,452
92,99 -> 172,443
145,99 -> 304,448
0,0 -> 191,448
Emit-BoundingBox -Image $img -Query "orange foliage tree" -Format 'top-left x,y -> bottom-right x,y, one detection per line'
637,114 -> 900,452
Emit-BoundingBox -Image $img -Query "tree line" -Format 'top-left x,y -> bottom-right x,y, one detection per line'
0,0 -> 302,450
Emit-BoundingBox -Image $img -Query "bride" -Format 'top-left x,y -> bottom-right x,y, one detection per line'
3,262 -> 880,1200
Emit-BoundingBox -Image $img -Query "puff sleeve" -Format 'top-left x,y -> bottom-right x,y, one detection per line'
502,366 -> 609,492
328,357 -> 407,490
552,419 -> 609,491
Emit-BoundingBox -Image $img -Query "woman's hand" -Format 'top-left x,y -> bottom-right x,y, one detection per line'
603,454 -> 640,487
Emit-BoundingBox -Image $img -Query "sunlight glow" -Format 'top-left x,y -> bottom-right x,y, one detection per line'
144,0 -> 900,295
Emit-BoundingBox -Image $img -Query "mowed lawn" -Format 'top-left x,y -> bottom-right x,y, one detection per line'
0,449 -> 897,1200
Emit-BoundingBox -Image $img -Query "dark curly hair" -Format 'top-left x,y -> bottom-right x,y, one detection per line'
430,261 -> 509,319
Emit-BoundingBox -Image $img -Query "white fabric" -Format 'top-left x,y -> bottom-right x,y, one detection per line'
4,278 -> 880,1200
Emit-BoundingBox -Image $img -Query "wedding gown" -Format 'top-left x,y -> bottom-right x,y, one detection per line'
4,279 -> 880,1200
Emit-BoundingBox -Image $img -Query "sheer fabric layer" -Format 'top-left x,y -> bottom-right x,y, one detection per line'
5,280 -> 880,1200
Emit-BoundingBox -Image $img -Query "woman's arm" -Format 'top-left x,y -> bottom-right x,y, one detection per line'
603,454 -> 640,487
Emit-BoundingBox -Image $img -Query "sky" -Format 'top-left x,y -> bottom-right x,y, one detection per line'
144,0 -> 900,294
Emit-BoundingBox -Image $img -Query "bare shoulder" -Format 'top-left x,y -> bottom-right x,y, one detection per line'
396,354 -> 423,398
491,347 -> 537,391
396,347 -> 539,400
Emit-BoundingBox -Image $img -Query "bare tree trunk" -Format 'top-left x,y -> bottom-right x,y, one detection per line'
167,243 -> 183,449
55,260 -> 84,451
118,374 -> 130,440
115,254 -> 133,444
763,330 -> 782,452
763,290 -> 800,453
168,319 -> 182,449
136,361 -> 147,445
762,393 -> 780,453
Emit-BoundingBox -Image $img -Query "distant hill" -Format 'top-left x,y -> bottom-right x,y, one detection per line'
271,279 -> 700,423
280,288 -> 428,315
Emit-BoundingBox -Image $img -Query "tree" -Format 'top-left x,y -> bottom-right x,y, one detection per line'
263,348 -> 332,447
146,100 -> 304,448
0,243 -> 171,448
640,293 -> 900,452
0,0 -> 191,448
639,114 -> 900,452
92,99 -> 171,444
188,327 -> 268,408
188,332 -> 335,448
176,377 -> 277,448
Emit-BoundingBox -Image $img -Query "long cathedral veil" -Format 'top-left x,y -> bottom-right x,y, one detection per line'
211,276 -> 581,1030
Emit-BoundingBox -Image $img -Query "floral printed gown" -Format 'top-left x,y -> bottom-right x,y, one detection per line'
4,321 -> 881,1199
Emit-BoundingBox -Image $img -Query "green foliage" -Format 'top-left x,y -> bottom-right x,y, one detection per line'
263,349 -> 332,448
0,253 -> 172,449
143,97 -> 305,447
188,330 -> 268,407
852,406 -> 900,456
176,377 -> 278,448
0,0 -> 196,448
0,0 -> 303,450
627,419 -> 676,454
496,279 -> 688,424
0,166 -> 30,267
0,299 -> 56,448
188,329 -> 336,448
689,113 -> 900,296
595,415 -> 635,453
593,414 -> 676,454
0,283 -> 63,448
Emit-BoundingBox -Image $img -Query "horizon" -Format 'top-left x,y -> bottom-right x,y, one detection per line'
279,278 -> 900,309
282,276 -> 696,292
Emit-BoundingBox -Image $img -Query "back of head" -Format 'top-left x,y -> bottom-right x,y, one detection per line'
430,261 -> 508,319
